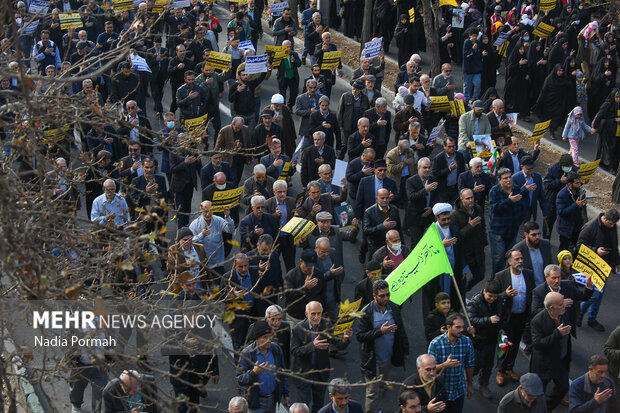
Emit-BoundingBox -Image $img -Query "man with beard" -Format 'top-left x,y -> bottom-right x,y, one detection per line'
170,133 -> 201,229
406,157 -> 438,247
189,200 -> 234,278
241,164 -> 276,214
403,354 -> 448,412
543,153 -> 578,239
393,93 -> 424,141
457,100 -> 491,160
239,195 -> 278,253
457,157 -> 492,212
294,79 -> 323,146
513,222 -> 552,287
432,137 -> 466,205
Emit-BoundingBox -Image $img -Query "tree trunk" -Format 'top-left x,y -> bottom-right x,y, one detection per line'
420,0 -> 441,77
290,0 -> 299,28
361,0 -> 374,53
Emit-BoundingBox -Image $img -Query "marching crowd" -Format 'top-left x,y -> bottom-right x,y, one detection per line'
2,0 -> 620,412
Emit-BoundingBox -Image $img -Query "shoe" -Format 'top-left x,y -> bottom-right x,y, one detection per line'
496,371 -> 506,386
358,251 -> 365,264
71,407 -> 82,413
577,313 -> 583,327
479,385 -> 492,399
588,320 -> 605,331
561,396 -> 569,406
506,370 -> 519,381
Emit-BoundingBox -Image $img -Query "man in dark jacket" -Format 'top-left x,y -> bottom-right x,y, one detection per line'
277,40 -> 302,108
229,68 -> 270,132
354,159 -> 399,219
169,133 -> 201,229
337,81 -> 370,148
363,188 -> 402,260
167,44 -> 193,114
354,261 -> 383,308
102,370 -> 157,413
110,62 -> 142,107
467,279 -> 504,399
512,221 -> 552,287
364,98 -> 392,158
145,37 -> 168,116
462,29 -> 483,102
318,379 -> 364,413
556,172 -> 587,252
457,157 -> 493,212
300,131 -> 336,188
237,321 -> 291,411
245,305 -> 292,369
577,209 -> 620,332
176,70 -> 208,121
402,354 -> 448,412
291,301 -> 351,413
393,95 -> 424,141
238,195 -> 278,253
284,250 -> 326,320
346,117 -> 377,161
432,137 -> 466,205
452,188 -> 487,291
569,354 -> 618,413
406,157 -> 439,247
543,153 -> 578,239
530,291 -> 572,411
345,149 -> 375,204
309,96 -> 342,153
497,136 -> 540,175
355,280 -> 409,413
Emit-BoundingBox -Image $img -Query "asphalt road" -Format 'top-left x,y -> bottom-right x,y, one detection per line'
13,4 -> 620,412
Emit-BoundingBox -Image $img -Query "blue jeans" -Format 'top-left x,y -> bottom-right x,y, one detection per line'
489,231 -> 517,276
581,288 -> 604,322
463,72 -> 481,102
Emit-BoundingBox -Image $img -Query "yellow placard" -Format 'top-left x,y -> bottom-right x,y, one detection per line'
408,8 -> 415,23
265,45 -> 288,67
532,22 -> 554,39
429,96 -> 452,111
152,0 -> 168,12
205,51 -> 231,71
184,113 -> 209,139
211,186 -> 244,212
280,217 -> 316,245
616,109 -> 620,137
333,298 -> 362,335
498,40 -> 510,57
278,162 -> 292,180
572,244 -> 612,291
578,159 -> 601,182
529,119 -> 551,142
450,99 -> 466,117
439,0 -> 459,7
320,51 -> 341,70
539,0 -> 556,12
228,0 -> 248,3
41,125 -> 71,144
59,14 -> 83,30
113,0 -> 135,11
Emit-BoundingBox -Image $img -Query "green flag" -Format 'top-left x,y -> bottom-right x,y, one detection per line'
386,224 -> 454,305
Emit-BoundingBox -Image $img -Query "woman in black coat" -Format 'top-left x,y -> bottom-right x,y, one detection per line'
394,14 -> 416,67
594,89 -> 620,173
527,40 -> 548,105
534,64 -> 571,138
504,44 -> 531,120
563,56 -> 579,111
588,57 -> 617,119
480,34 -> 498,94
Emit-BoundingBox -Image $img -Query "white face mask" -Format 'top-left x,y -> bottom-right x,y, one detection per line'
216,183 -> 226,190
390,242 -> 401,251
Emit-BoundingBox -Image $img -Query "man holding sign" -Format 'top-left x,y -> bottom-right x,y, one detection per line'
576,209 -> 620,332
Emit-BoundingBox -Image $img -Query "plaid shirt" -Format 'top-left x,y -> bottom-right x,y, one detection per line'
488,184 -> 523,235
428,333 -> 475,401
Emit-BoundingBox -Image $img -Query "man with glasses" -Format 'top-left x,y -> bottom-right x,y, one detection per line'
117,100 -> 152,153
356,280 -> 409,413
239,195 -> 278,253
432,63 -> 456,100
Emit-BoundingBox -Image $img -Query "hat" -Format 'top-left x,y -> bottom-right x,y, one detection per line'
77,41 -> 88,49
557,250 -> 572,265
271,94 -> 285,104
261,108 -> 275,117
365,74 -> 376,82
472,100 -> 485,110
252,320 -> 271,341
316,211 -> 333,221
494,5 -> 502,12
176,227 -> 193,242
366,261 -> 382,272
432,203 -> 453,216
17,1 -> 26,7
559,153 -> 574,166
374,159 -> 387,168
301,249 -> 318,267
521,155 -> 535,168
352,79 -> 364,90
520,373 -> 544,397
411,53 -> 422,62
404,94 -> 415,105
398,86 -> 409,97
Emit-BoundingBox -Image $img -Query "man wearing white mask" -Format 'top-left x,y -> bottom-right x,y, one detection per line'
372,229 -> 410,275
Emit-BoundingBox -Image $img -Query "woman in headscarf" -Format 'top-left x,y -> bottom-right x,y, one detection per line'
561,106 -> 595,166
602,31 -> 618,62
394,13 -> 416,67
558,250 -> 575,281
533,64 -> 571,139
547,35 -> 570,72
563,56 -> 579,110
480,87 -> 499,113
504,44 -> 531,121
593,89 -> 620,173
588,56 -> 617,118
576,20 -> 600,80
480,34 -> 498,93
527,40 -> 548,105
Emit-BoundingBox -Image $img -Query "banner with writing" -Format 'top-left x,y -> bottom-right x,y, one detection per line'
211,186 -> 244,212
265,45 -> 288,67
280,217 -> 316,245
59,14 -> 83,30
239,40 -> 256,51
22,20 -> 40,35
333,298 -> 362,335
539,0 -> 556,12
320,51 -> 341,70
493,32 -> 510,48
450,99 -> 466,118
205,51 -> 232,71
28,0 -> 50,14
152,0 -> 168,13
364,37 -> 383,59
386,224 -> 454,305
439,0 -> 459,7
498,40 -> 510,57
41,125 -> 71,144
184,113 -> 209,139
278,162 -> 292,180
245,54 -> 269,74
532,22 -> 554,38
270,1 -> 288,16
572,244 -> 612,292
172,0 -> 191,8
529,119 -> 551,142
429,96 -> 452,111
578,159 -> 601,182
113,0 -> 136,11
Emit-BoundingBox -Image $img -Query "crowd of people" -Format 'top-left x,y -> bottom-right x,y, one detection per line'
2,0 -> 620,412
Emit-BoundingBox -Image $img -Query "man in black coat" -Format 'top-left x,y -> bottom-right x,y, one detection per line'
169,133 -> 201,229
117,100 -> 153,151
300,131 -> 336,188
200,152 -> 232,189
201,172 -> 240,225
130,157 -> 168,221
284,250 -> 326,320
337,81 -> 371,146
110,62 -> 142,106
432,136 -> 466,205
542,153 -> 578,239
494,249 -> 536,386
245,305 -> 292,369
291,301 -> 351,413
363,98 -> 392,158
145,37 -> 168,116
354,159 -> 399,219
355,280 -> 409,413
530,291 -> 573,412
354,261 -> 383,308
363,188 -> 402,260
309,96 -> 342,153
457,157 -> 493,212
102,370 -> 157,413
345,149 -> 375,204
406,157 -> 438,247
402,354 -> 448,412
346,117 -> 376,160
167,44 -> 194,114
512,221 -> 552,287
497,136 -> 540,174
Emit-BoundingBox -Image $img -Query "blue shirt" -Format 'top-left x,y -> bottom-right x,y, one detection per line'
510,270 -> 527,313
529,247 -> 544,286
511,153 -> 520,174
90,193 -> 130,226
372,302 -> 395,364
428,333 -> 475,400
236,269 -> 254,307
374,176 -> 384,196
256,348 -> 277,396
189,214 -> 234,266
401,153 -> 410,176
276,200 -> 288,226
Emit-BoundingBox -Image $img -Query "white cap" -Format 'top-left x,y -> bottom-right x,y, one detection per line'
432,203 -> 453,216
271,94 -> 285,104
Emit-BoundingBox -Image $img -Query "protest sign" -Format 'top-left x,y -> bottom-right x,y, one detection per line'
539,0 -> 556,12
408,8 -> 415,23
59,14 -> 83,30
238,40 -> 255,51
281,217 -> 316,245
331,159 -> 347,188
244,54 -> 269,74
498,40 -> 510,57
572,244 -> 612,292
450,99 -> 466,118
578,159 -> 601,182
172,0 -> 191,8
532,22 -> 554,38
22,20 -> 40,35
270,2 -> 288,16
278,162 -> 292,180
452,9 -> 465,28
572,273 -> 603,292
473,134 -> 494,158
28,0 -> 50,14
211,186 -> 244,212
386,224 -> 454,305
265,45 -> 288,67
439,0 -> 459,7
113,0 -> 136,11
152,0 -> 168,12
130,54 -> 151,72
320,51 -> 341,70
205,51 -> 232,71
529,119 -> 551,142
364,37 -> 383,59
41,125 -> 71,144
429,96 -> 451,111
493,32 -> 510,48
506,113 -> 518,125
333,298 -> 363,335
427,119 -> 445,145
184,113 -> 209,139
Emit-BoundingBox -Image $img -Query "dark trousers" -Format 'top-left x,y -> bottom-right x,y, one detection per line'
150,72 -> 166,114
232,156 -> 246,187
278,235 -> 296,272
500,312 -> 527,372
169,355 -> 215,413
399,176 -> 410,210
69,363 -> 107,412
541,357 -> 570,412
440,185 -> 459,205
467,260 -> 486,291
446,395 -> 465,413
278,78 -> 299,108
207,103 -> 222,146
170,82 -> 181,114
474,342 -> 496,386
295,371 -> 326,413
173,182 -> 194,229
543,205 -> 556,239
559,233 -> 579,254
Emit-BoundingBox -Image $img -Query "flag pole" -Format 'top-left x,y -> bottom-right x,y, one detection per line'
452,277 -> 475,337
